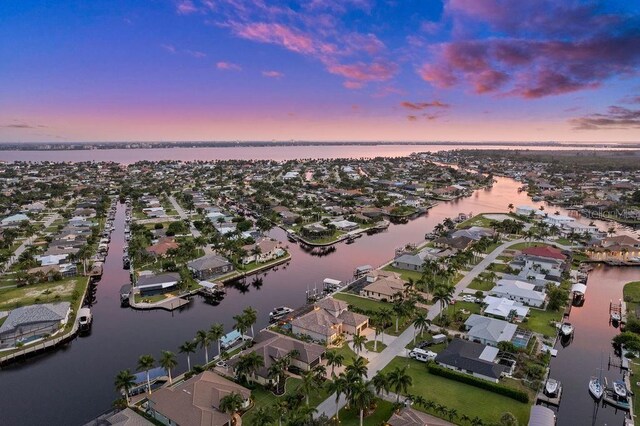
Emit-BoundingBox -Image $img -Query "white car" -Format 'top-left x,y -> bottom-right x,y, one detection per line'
461,295 -> 475,302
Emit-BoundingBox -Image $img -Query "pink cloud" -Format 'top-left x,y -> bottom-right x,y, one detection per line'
186,50 -> 207,58
176,0 -> 198,15
262,70 -> 284,78
327,61 -> 398,84
570,105 -> 640,130
216,61 -> 242,71
231,22 -> 316,54
400,101 -> 450,110
160,44 -> 177,54
343,81 -> 364,90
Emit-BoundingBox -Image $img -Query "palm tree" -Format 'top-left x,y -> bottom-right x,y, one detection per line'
179,340 -> 197,372
460,414 -> 472,424
137,354 -> 155,394
219,392 -> 244,425
236,352 -> 264,383
352,333 -> 367,356
325,350 -> 344,376
387,366 -> 412,403
209,323 -> 224,358
349,380 -> 374,426
273,400 -> 288,426
433,285 -> 454,318
233,314 -> 249,341
412,313 -> 431,343
252,406 -> 275,426
345,356 -> 368,381
377,308 -> 393,345
300,370 -> 317,406
242,306 -> 257,338
114,369 -> 135,406
327,374 -> 348,422
448,408 -> 458,423
371,371 -> 389,397
507,203 -> 514,213
393,297 -> 409,333
195,329 -> 211,364
159,350 -> 177,384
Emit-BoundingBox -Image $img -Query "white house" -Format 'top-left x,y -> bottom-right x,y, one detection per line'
483,296 -> 529,322
543,214 -> 575,226
490,279 -> 547,307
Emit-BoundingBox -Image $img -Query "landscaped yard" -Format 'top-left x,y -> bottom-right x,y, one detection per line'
521,307 -> 563,337
330,342 -> 360,366
456,214 -> 495,229
0,277 -> 84,310
508,242 -> 553,250
624,281 -> 640,318
338,398 -> 395,426
380,357 -> 531,425
333,292 -> 392,313
382,265 -> 422,282
468,277 -> 494,291
133,293 -> 169,304
364,340 -> 386,353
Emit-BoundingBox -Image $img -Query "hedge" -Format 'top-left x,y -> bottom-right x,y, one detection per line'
427,364 -> 529,403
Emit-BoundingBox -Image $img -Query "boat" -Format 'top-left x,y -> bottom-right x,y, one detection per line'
611,312 -> 621,322
614,380 -> 627,398
120,284 -> 132,306
544,378 -> 561,397
346,235 -> 356,244
589,377 -> 604,400
269,306 -> 293,321
78,307 -> 92,331
560,322 -> 574,336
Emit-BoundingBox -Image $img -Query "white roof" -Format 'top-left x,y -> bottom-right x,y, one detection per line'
484,296 -> 530,318
479,345 -> 499,362
571,283 -> 587,295
323,278 -> 342,286
492,279 -> 546,302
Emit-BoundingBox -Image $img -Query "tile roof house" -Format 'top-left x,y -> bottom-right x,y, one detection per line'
228,330 -> 325,385
187,254 -> 234,280
291,297 -> 369,344
148,371 -> 250,426
464,314 -> 517,347
520,246 -> 566,261
241,238 -> 285,265
0,302 -> 71,349
359,270 -> 406,301
435,338 -> 507,383
145,237 -> 179,257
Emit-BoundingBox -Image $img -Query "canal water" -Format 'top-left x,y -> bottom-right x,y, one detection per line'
0,171 -> 638,424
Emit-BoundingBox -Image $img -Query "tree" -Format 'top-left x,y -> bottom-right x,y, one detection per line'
325,350 -> 344,376
300,370 -> 316,406
114,369 -> 135,406
219,392 -> 244,425
345,356 -> 368,381
236,352 -> 264,383
349,380 -> 374,426
196,329 -> 211,364
327,374 -> 348,422
547,286 -> 569,311
179,340 -> 197,372
243,306 -> 257,338
137,354 -> 155,394
252,406 -> 275,426
371,371 -> 389,397
209,323 -> 225,358
413,313 -> 431,343
433,285 -> 454,318
499,412 -> 518,426
352,333 -> 367,356
233,313 -> 249,341
387,366 -> 412,403
159,350 -> 177,384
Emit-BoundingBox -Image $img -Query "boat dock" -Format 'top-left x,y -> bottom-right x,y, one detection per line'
129,293 -> 192,311
610,299 -> 627,324
608,353 -> 630,372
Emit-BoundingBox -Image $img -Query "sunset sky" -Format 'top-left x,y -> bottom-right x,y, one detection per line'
1,0 -> 640,143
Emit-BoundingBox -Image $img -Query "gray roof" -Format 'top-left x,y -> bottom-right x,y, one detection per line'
0,302 -> 70,334
465,314 -> 517,344
435,338 -> 507,380
136,272 -> 180,287
187,254 -> 231,271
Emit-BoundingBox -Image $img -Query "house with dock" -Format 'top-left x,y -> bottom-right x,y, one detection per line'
359,270 -> 406,301
147,370 -> 251,426
0,302 -> 71,349
291,297 -> 369,344
136,272 -> 180,296
187,254 -> 234,280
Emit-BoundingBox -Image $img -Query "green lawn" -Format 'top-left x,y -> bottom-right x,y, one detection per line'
364,340 -> 386,353
508,242 -> 552,250
333,292 -> 393,313
468,278 -> 494,291
456,214 -> 495,229
133,293 -> 169,304
488,263 -> 509,273
382,265 -> 422,282
330,343 -> 360,366
623,281 -> 640,302
554,238 -> 573,246
338,398 -> 395,426
380,357 -> 531,425
0,277 -> 84,310
521,308 -> 563,337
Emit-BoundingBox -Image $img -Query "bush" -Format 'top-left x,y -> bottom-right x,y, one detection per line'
427,364 -> 529,403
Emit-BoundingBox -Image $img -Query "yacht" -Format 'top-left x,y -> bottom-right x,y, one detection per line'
589,377 -> 604,400
78,308 -> 93,332
269,306 -> 293,321
560,323 -> 574,336
611,312 -> 621,322
614,381 -> 627,398
544,378 -> 561,398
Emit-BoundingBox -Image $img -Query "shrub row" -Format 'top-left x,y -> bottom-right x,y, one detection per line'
427,364 -> 529,403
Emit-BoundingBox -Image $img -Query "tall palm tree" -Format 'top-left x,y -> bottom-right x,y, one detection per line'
252,407 -> 275,426
433,285 -> 454,318
327,374 -> 348,422
233,314 -> 249,341
387,366 -> 412,403
114,369 -> 135,406
236,352 -> 264,383
371,313 -> 383,351
377,308 -> 393,345
209,323 -> 224,358
179,340 -> 197,372
242,306 -> 257,338
325,350 -> 344,376
352,333 -> 367,356
195,329 -> 211,364
273,400 -> 288,426
159,350 -> 177,384
371,371 -> 389,397
219,392 -> 244,426
300,370 -> 317,406
393,297 -> 408,333
345,356 -> 368,381
349,380 -> 374,426
137,354 -> 155,394
412,313 -> 431,343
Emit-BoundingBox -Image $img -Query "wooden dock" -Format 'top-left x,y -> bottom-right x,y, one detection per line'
610,299 -> 627,324
536,390 -> 562,408
130,295 -> 192,311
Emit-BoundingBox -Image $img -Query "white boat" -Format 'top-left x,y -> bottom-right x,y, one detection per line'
611,312 -> 621,322
560,323 -> 574,336
614,381 -> 627,398
589,377 -> 604,400
544,378 -> 561,397
269,306 -> 293,321
78,308 -> 92,331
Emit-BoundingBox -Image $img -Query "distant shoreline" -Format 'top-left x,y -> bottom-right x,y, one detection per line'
1,140 -> 639,151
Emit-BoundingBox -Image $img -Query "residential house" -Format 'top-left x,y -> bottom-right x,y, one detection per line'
147,371 -> 251,426
359,270 -> 406,301
464,314 -> 517,347
187,254 -> 234,280
291,297 -> 368,343
482,296 -> 529,322
1,213 -> 29,226
435,338 -> 507,383
145,237 -> 179,258
136,272 -> 180,296
241,238 -> 285,264
0,302 -> 71,348
490,279 -> 547,307
387,407 -> 451,426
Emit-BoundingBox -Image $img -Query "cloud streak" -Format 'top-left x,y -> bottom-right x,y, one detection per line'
570,105 -> 640,130
216,61 -> 242,71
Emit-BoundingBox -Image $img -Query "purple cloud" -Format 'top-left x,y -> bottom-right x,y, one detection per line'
570,105 -> 640,130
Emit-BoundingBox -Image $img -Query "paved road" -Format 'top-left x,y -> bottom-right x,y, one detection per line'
168,196 -> 212,254
315,237 -> 526,419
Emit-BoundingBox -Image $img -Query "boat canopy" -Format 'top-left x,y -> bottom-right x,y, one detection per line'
221,329 -> 241,346
198,280 -> 221,290
528,405 -> 556,426
571,283 -> 587,295
323,278 -> 342,286
132,367 -> 168,385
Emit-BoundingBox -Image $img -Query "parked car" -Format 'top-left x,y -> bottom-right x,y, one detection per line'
409,348 -> 437,362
